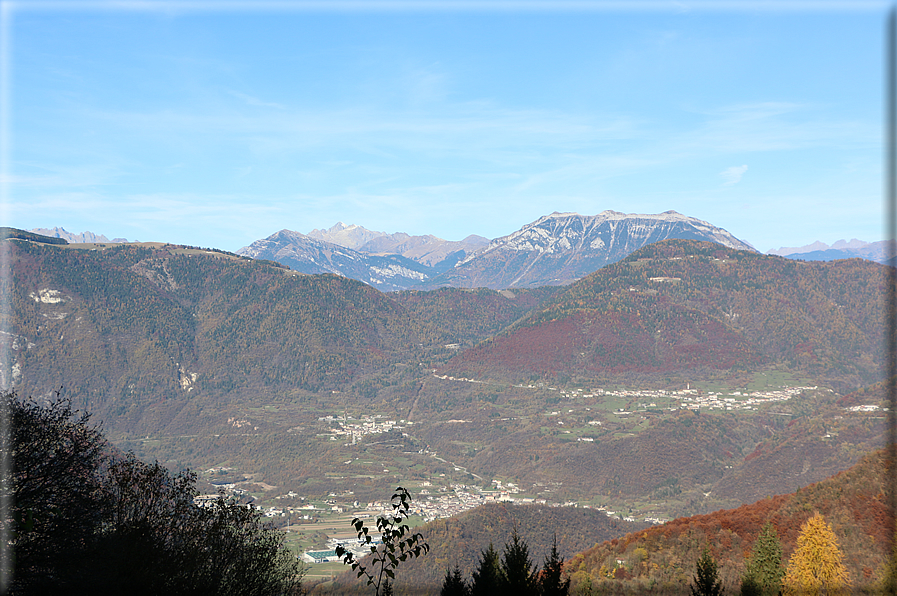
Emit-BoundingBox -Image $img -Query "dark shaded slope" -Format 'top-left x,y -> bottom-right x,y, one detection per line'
8,240 -> 447,434
318,502 -> 648,596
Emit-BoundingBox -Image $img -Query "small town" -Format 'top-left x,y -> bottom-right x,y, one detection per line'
434,372 -> 822,413
291,480 -> 668,565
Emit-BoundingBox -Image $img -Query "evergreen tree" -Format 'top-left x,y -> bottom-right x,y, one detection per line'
539,535 -> 570,596
741,522 -> 784,596
783,512 -> 850,596
441,566 -> 469,596
691,546 -> 724,596
470,544 -> 503,596
501,530 -> 538,596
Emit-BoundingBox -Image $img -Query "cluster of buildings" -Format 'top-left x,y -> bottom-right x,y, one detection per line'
846,404 -> 882,412
435,371 -> 816,416
408,481 -> 547,522
298,483 -> 670,564
318,413 -> 413,442
674,386 -> 816,411
595,385 -> 818,411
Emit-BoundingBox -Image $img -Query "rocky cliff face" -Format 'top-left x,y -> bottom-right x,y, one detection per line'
237,230 -> 433,292
308,222 -> 488,268
30,227 -> 128,244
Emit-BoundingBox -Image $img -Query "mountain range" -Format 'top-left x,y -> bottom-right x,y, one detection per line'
11,235 -> 885,427
9,220 -> 893,594
237,211 -> 756,291
440,239 -> 886,392
6,231 -> 887,514
39,214 -> 887,293
30,226 -> 129,244
308,221 -> 490,267
768,239 -> 892,264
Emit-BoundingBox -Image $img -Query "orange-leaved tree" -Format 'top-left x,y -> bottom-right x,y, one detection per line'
782,512 -> 850,596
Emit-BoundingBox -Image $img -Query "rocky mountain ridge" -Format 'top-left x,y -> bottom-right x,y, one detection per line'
421,210 -> 755,289
30,227 -> 128,244
236,229 -> 436,292
241,211 -> 757,291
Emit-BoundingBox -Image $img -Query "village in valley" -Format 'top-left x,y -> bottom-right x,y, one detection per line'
188,371 -> 866,572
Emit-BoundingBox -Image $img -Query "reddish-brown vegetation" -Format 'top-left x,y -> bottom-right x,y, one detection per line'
565,450 -> 891,594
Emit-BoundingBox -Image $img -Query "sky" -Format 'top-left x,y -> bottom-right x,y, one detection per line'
0,1 -> 888,254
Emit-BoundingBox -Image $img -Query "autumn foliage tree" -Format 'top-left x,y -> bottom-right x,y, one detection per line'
782,513 -> 850,596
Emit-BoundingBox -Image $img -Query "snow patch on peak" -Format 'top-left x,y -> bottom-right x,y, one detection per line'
464,210 -> 754,260
331,222 -> 360,232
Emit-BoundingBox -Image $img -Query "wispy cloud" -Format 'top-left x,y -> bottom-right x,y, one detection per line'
677,102 -> 877,154
719,164 -> 747,185
11,94 -> 879,249
227,90 -> 286,110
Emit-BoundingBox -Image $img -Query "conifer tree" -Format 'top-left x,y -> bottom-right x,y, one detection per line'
501,530 -> 538,596
539,535 -> 571,596
440,566 -> 469,596
692,546 -> 724,596
741,522 -> 784,596
782,513 -> 850,596
470,543 -> 503,596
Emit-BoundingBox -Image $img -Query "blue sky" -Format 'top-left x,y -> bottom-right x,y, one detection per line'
0,1 -> 886,253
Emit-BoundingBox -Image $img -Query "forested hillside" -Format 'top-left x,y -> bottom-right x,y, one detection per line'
7,234 -> 889,526
390,286 -> 559,346
442,240 -> 887,390
565,449 -> 890,594
7,238 -> 558,436
313,502 -> 648,595
8,240 -> 444,433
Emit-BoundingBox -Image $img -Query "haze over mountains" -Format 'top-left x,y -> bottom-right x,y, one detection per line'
308,221 -> 490,266
30,226 -> 129,244
767,238 -> 891,264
